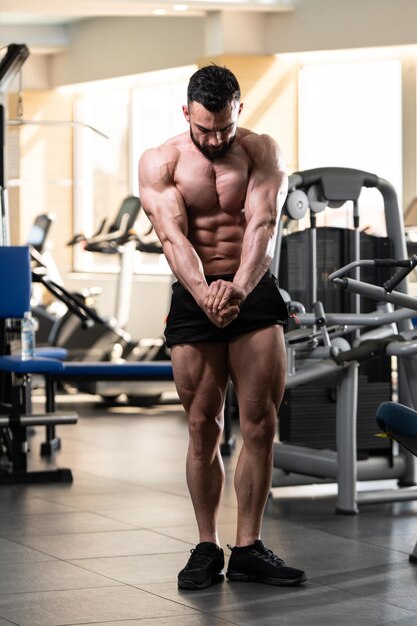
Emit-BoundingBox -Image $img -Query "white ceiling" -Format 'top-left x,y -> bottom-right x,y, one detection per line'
0,0 -> 294,55
0,0 -> 294,23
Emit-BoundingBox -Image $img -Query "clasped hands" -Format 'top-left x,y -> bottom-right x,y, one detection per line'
203,280 -> 246,328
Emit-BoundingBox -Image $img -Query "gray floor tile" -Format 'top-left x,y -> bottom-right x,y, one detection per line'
140,579 -> 348,614
69,551 -> 190,584
0,537 -> 56,564
0,491 -> 76,516
316,561 -> 417,611
30,490 -> 159,512
259,524 -> 405,578
0,511 -> 137,539
215,597 -> 417,625
28,469 -> 144,495
360,532 -> 417,555
97,505 -> 198,529
267,495 -> 417,542
96,493 -> 198,528
0,560 -> 120,594
16,528 -> 192,559
65,617 -> 237,626
153,521 -> 238,547
2,396 -> 417,626
103,498 -> 237,531
0,586 -> 199,626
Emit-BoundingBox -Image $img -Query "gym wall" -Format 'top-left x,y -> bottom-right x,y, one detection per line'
6,0 -> 417,339
7,90 -> 74,270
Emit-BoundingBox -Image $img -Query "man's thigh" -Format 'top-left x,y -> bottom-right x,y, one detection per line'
228,325 -> 286,419
171,342 -> 229,416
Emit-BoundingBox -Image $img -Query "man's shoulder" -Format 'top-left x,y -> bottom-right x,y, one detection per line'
238,128 -> 277,150
141,132 -> 189,164
238,129 -> 283,170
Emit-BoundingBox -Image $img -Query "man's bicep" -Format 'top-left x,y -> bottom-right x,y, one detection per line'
139,151 -> 187,238
245,138 -> 287,220
245,170 -> 282,225
140,181 -> 188,247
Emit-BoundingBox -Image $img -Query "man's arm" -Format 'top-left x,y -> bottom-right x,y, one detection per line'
233,134 -> 287,295
206,134 -> 288,313
139,146 -> 239,327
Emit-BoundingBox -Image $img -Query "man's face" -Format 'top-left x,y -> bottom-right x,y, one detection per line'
183,99 -> 243,161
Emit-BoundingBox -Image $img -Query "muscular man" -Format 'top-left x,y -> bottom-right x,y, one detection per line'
139,65 -> 306,590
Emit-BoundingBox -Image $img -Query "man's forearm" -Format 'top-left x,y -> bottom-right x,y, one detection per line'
163,238 -> 208,306
164,239 -> 240,328
232,219 -> 275,298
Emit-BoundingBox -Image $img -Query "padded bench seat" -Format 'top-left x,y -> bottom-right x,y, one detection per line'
0,355 -> 65,374
52,360 -> 173,380
376,400 -> 417,563
377,401 -> 417,438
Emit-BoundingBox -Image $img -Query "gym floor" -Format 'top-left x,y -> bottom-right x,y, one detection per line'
1,394 -> 417,626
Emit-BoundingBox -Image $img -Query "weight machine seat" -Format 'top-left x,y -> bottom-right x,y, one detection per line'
376,401 -> 417,456
377,401 -> 417,438
377,401 -> 417,564
53,360 -> 173,380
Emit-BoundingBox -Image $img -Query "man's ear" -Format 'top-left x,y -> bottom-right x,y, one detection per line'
238,102 -> 244,116
182,105 -> 190,122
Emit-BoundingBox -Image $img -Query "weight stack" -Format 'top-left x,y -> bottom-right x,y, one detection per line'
278,227 -> 394,313
278,226 -> 394,458
279,365 -> 392,459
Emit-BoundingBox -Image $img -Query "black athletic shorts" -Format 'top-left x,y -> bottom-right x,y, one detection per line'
164,270 -> 288,348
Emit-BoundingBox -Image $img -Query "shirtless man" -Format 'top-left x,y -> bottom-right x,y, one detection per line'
139,65 -> 306,590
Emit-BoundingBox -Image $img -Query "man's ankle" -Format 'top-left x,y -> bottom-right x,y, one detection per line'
234,536 -> 260,548
199,536 -> 221,547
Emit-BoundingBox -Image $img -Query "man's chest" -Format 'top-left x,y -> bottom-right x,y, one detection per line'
174,155 -> 250,214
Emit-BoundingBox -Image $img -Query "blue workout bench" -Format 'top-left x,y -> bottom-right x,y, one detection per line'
376,401 -> 417,563
0,246 -> 77,483
41,360 -> 175,455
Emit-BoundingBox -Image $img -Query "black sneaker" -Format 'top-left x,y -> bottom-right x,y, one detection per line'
226,540 -> 306,586
178,542 -> 225,590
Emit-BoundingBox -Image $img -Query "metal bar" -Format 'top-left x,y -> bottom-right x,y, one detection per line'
336,362 -> 359,514
0,412 -> 77,427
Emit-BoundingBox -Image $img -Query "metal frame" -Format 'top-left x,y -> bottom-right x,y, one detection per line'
272,167 -> 417,513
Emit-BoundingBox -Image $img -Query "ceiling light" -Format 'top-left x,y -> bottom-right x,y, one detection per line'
153,8 -> 167,14
173,4 -> 189,11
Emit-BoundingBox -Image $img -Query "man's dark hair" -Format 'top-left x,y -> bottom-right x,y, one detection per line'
187,65 -> 241,112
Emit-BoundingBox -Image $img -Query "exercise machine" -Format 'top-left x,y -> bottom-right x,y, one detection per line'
66,195 -> 173,403
271,167 -> 417,513
331,255 -> 417,513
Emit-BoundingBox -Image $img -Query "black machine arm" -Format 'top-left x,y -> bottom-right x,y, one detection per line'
330,256 -> 417,293
382,255 -> 417,293
35,273 -> 102,329
329,256 -> 417,312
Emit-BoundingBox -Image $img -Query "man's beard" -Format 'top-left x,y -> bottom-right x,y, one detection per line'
190,128 -> 236,161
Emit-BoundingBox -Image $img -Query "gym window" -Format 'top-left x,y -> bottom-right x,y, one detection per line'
298,57 -> 402,236
73,66 -> 193,274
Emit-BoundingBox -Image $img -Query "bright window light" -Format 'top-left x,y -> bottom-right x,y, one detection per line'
298,58 -> 402,235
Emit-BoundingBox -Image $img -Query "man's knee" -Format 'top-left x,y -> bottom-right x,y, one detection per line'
240,411 -> 277,451
188,411 -> 224,458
